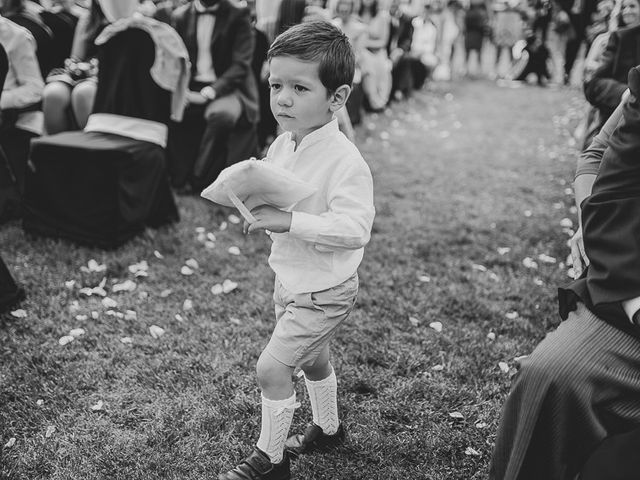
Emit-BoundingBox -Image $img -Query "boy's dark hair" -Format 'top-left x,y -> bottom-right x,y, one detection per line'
267,20 -> 356,92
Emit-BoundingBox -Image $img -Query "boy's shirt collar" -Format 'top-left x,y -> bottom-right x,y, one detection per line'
286,117 -> 339,152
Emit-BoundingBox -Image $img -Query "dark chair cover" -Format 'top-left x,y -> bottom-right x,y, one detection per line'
23,28 -> 179,249
0,254 -> 24,314
39,10 -> 78,70
0,43 -> 22,224
6,11 -> 55,77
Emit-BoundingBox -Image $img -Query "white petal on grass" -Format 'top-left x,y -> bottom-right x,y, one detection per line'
228,246 -> 241,256
498,362 -> 510,373
10,309 -> 27,318
418,275 -> 431,282
505,311 -> 519,320
219,221 -> 228,231
229,317 -> 242,325
449,411 -> 464,419
58,335 -> 74,346
69,328 -> 85,337
228,214 -> 241,224
36,399 -> 44,406
487,332 -> 496,341
205,241 -> 215,249
522,257 -> 538,269
211,284 -> 223,295
408,316 -> 420,326
120,337 -> 133,344
4,437 -> 16,448
102,297 -> 118,309
207,232 -> 216,242
124,310 -> 137,321
523,210 -> 532,217
472,264 -> 487,272
183,299 -> 193,311
113,280 -> 137,293
560,218 -> 574,228
45,426 -> 55,438
497,247 -> 511,255
222,279 -> 238,293
567,267 -> 577,279
429,321 -> 443,332
475,422 -> 488,429
195,227 -> 205,234
65,280 -> 76,290
134,270 -> 148,278
90,400 -> 104,411
91,311 -> 99,319
488,272 -> 500,282
79,287 -> 93,296
537,254 -> 557,264
533,278 -> 544,286
185,258 -> 199,270
175,314 -> 185,322
180,266 -> 194,276
149,325 -> 165,339
431,364 -> 445,371
153,250 -> 164,259
197,232 -> 207,243
74,314 -> 88,321
465,447 -> 481,456
105,310 -> 117,317
160,289 -> 172,298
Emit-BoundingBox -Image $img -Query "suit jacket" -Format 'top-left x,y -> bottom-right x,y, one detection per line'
171,0 -> 259,124
584,24 -> 640,124
559,66 -> 640,339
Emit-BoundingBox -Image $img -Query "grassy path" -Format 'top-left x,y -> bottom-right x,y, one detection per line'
1,80 -> 583,479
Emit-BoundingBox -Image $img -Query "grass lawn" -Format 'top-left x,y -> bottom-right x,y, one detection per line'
1,80 -> 584,480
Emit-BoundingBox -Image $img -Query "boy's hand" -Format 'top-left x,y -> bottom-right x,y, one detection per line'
243,205 -> 292,234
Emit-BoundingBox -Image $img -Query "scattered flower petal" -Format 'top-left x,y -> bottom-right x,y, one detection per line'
4,437 -> 16,448
128,261 -> 149,274
91,311 -> 99,320
174,314 -> 184,322
90,400 -> 104,411
465,447 -> 481,456
185,258 -> 199,270
138,291 -> 148,300
472,264 -> 487,272
75,314 -> 88,321
69,328 -> 85,337
160,289 -> 172,298
497,247 -> 511,255
124,310 -> 137,321
488,272 -> 500,282
207,232 -> 216,242
205,241 -> 215,249
475,422 -> 488,429
498,362 -> 510,373
538,254 -> 557,264
113,280 -> 137,293
522,257 -> 538,269
134,270 -> 148,278
449,411 -> 464,419
58,335 -> 74,346
120,337 -> 133,344
197,232 -> 207,243
533,278 -> 544,286
228,214 -> 241,224
418,275 -> 431,282
431,364 -> 445,371
505,311 -> 519,320
81,259 -> 106,273
408,316 -> 420,326
211,284 -> 223,295
45,426 -> 55,438
149,325 -> 165,339
487,332 -> 496,341
65,280 -> 76,290
180,266 -> 194,276
153,250 -> 164,259
219,221 -> 228,231
195,227 -> 205,234
183,299 -> 193,311
560,218 -> 574,228
10,309 -> 27,318
102,297 -> 118,309
229,317 -> 242,325
429,321 -> 443,332
524,210 -> 532,217
228,246 -> 241,256
36,399 -> 44,406
222,279 -> 238,293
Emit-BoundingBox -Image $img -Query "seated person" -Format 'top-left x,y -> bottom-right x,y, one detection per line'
0,14 -> 44,194
169,0 -> 260,193
42,0 -> 108,134
513,34 -> 552,85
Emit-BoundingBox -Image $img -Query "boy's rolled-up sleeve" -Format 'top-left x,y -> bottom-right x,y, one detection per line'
289,166 -> 375,250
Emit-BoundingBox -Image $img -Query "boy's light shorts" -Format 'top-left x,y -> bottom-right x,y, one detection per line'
264,273 -> 359,368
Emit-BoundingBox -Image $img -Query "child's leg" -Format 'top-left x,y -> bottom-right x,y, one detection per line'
300,345 -> 339,435
255,351 -> 297,463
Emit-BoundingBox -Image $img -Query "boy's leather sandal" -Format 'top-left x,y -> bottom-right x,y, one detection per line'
218,448 -> 290,480
284,423 -> 345,456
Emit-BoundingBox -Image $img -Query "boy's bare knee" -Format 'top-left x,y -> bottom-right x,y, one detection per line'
256,351 -> 293,393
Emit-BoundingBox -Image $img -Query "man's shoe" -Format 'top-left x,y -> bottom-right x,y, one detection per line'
218,448 -> 290,480
284,423 -> 345,456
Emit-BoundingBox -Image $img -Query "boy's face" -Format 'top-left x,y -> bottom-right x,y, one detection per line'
269,56 -> 336,144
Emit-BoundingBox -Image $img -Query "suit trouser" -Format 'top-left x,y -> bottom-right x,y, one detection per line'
489,302 -> 640,480
168,92 -> 242,190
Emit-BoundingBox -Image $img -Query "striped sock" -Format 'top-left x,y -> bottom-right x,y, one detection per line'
256,393 -> 297,464
305,367 -> 339,435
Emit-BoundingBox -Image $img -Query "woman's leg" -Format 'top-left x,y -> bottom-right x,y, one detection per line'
71,80 -> 97,129
42,82 -> 72,134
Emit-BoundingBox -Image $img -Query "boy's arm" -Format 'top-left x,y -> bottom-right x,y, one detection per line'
288,166 -> 375,251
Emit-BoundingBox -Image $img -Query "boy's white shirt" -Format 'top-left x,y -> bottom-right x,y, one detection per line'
265,118 -> 375,294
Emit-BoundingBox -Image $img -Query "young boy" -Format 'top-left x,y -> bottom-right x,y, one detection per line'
219,21 -> 375,480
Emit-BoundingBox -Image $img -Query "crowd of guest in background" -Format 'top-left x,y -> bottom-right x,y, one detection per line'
0,0 -> 633,219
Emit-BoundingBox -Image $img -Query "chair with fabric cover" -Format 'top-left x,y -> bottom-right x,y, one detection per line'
6,10 -> 55,76
23,27 -> 179,249
0,41 -> 21,224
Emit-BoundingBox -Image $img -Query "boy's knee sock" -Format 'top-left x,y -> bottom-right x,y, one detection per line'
304,367 -> 339,435
256,393 -> 297,464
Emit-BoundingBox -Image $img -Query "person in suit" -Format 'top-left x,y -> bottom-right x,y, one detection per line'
489,66 -> 640,480
558,0 -> 599,84
583,0 -> 640,138
169,0 -> 259,193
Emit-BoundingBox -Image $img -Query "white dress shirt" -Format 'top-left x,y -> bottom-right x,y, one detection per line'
265,118 -> 375,294
194,0 -> 217,83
